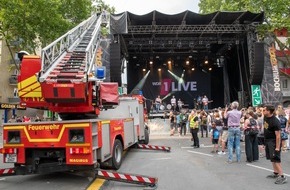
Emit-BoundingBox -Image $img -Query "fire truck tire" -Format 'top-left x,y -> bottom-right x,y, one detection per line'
111,139 -> 123,170
139,128 -> 149,145
144,128 -> 150,144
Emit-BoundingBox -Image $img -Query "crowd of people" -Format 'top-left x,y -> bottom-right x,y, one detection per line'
167,102 -> 290,185
8,115 -> 41,123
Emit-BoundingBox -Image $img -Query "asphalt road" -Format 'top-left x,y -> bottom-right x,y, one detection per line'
101,134 -> 290,190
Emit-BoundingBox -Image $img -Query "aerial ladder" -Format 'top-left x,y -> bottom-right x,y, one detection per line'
18,12 -> 117,119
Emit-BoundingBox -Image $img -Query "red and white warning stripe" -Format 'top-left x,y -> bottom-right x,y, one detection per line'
0,168 -> 15,176
137,144 -> 171,152
97,170 -> 157,187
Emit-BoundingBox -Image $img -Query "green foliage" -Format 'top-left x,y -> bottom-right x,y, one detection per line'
199,0 -> 290,35
0,0 -> 93,53
198,0 -> 290,64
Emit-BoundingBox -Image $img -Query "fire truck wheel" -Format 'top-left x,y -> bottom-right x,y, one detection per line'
139,128 -> 149,145
144,128 -> 149,144
111,139 -> 123,170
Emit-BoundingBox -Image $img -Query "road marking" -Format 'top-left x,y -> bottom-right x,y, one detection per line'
86,179 -> 105,190
187,150 -> 214,157
0,178 -> 6,181
246,164 -> 290,177
150,157 -> 172,161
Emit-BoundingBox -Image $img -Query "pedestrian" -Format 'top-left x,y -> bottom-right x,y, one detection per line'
211,122 -> 219,153
218,110 -> 228,155
200,110 -> 208,138
224,101 -> 242,163
189,109 -> 199,148
263,104 -> 287,184
22,115 -> 31,122
8,115 -> 16,123
256,112 -> 265,158
276,109 -> 288,152
179,109 -> 188,136
35,115 -> 41,122
169,111 -> 176,136
243,110 -> 259,162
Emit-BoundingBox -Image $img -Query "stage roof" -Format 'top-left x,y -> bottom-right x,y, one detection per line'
111,10 -> 264,62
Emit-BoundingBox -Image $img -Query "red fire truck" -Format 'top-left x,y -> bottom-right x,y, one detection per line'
0,12 -> 150,176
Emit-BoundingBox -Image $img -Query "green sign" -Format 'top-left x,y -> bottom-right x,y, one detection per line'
251,85 -> 262,107
118,87 -> 123,95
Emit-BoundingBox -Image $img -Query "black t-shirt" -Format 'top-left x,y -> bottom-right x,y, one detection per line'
264,115 -> 281,140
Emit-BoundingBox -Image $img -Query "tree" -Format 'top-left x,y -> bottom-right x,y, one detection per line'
198,0 -> 290,66
0,0 -> 93,70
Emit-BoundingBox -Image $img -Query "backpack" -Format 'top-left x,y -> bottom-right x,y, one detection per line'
246,118 -> 259,135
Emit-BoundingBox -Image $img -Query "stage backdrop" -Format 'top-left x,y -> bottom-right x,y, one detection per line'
138,67 -> 211,110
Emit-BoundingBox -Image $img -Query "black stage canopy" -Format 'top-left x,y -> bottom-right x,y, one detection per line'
110,11 -> 264,109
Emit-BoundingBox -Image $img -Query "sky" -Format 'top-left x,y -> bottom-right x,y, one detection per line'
103,0 -> 200,15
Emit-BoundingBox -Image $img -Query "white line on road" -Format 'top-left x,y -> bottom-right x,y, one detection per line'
0,178 -> 6,181
187,150 -> 214,157
246,164 -> 290,177
150,157 -> 172,161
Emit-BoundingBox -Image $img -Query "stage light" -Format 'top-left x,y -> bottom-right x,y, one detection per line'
188,55 -> 192,58
149,61 -> 153,65
209,67 -> 212,71
168,60 -> 172,64
204,56 -> 208,64
191,68 -> 195,71
186,60 -> 190,65
142,68 -> 146,72
158,68 -> 161,71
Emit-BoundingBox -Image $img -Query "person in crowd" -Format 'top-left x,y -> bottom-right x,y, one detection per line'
177,98 -> 183,111
200,110 -> 208,138
263,104 -> 287,184
171,95 -> 177,111
202,95 -> 209,111
169,111 -> 176,136
196,95 -> 202,110
207,110 -> 213,134
16,116 -> 22,122
213,112 -> 224,147
243,110 -> 259,162
23,115 -> 31,122
189,109 -> 199,148
155,95 -> 162,113
224,101 -> 242,163
218,110 -> 228,155
256,112 -> 265,158
176,112 -> 181,136
8,115 -> 16,123
179,109 -> 188,136
211,122 -> 220,153
35,115 -> 41,122
276,109 -> 288,152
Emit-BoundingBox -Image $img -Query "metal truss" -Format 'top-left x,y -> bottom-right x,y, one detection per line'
128,24 -> 247,34
125,37 -> 238,50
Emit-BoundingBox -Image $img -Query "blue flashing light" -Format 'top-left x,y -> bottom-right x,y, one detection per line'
139,90 -> 143,95
95,66 -> 106,79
